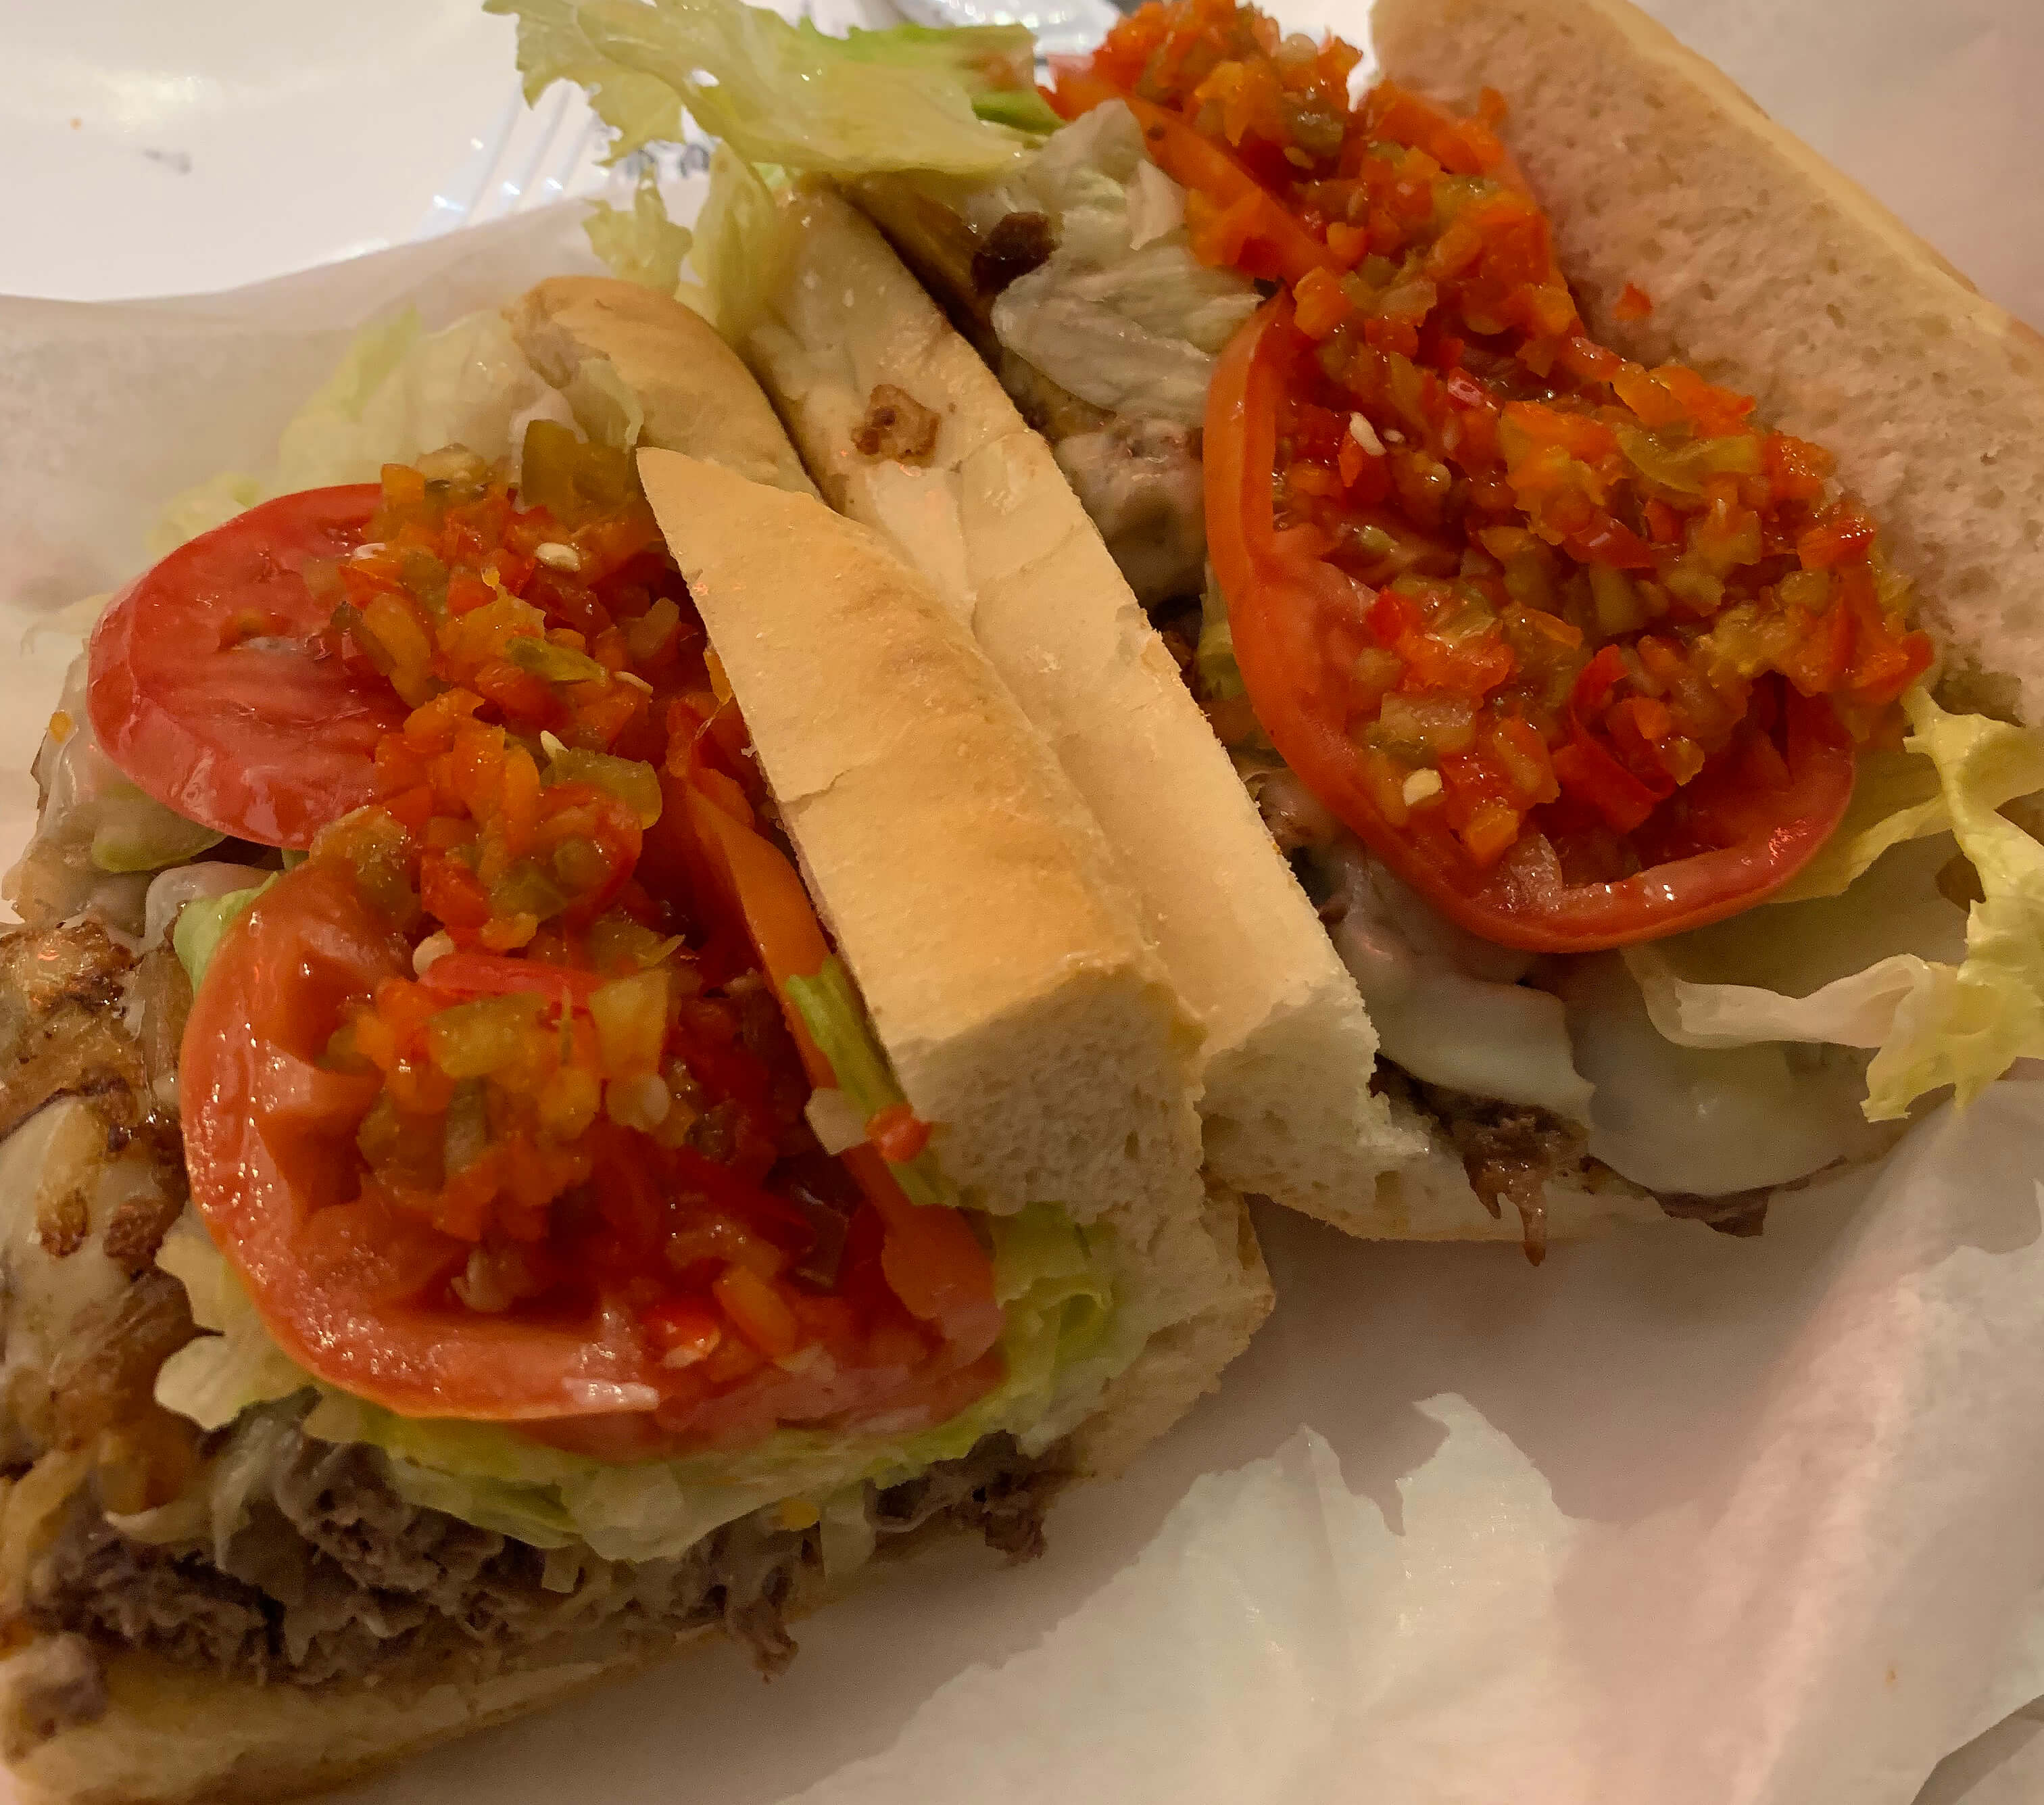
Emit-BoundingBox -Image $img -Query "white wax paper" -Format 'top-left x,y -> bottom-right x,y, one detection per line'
3,2 -> 2042,1801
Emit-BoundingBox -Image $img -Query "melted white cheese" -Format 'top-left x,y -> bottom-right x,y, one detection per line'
1321,843 -> 1594,1124
1558,954 -> 1879,1196
1318,838 -> 1882,1194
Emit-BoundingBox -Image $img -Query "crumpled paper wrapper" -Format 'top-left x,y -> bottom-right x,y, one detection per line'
3,1 -> 2043,1799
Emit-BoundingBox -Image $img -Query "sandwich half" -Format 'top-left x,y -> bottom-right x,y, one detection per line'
0,277 -> 1269,1804
502,0 -> 2044,1255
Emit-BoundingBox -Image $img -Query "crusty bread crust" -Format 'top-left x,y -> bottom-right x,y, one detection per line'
637,449 -> 1207,1230
1072,1177 -> 1273,1476
506,276 -> 818,498
1372,0 -> 2044,727
731,182 -> 1428,1226
0,1638 -> 687,1805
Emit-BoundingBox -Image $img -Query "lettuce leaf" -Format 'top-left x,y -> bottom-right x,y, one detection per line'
989,102 -> 1261,428
152,1201 -> 1129,1564
785,955 -> 953,1212
1626,690 -> 2044,1120
583,170 -> 696,293
1768,744 -> 1950,905
172,879 -> 271,990
152,1214 -> 312,1430
1196,562 -> 1246,704
144,473 -> 264,562
1862,690 -> 2044,1115
151,310 -> 580,554
688,146 -> 785,341
489,0 -> 1039,178
87,783 -> 223,874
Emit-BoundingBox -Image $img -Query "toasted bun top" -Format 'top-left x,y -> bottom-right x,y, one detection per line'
506,277 -> 817,498
731,182 -> 1425,1224
637,449 -> 1206,1230
1374,0 -> 2044,727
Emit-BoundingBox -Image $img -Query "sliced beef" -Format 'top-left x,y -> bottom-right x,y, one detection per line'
1436,1097 -> 1583,1268
1374,1065 -> 1588,1266
871,1431 -> 1070,1562
1380,1063 -> 1777,1253
1660,1189 -> 1772,1237
24,1418 -> 1067,1693
969,212 -> 1054,299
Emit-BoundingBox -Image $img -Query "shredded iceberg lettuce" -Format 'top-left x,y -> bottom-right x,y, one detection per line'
151,1200 -> 1131,1564
490,0 -> 1042,178
1626,689 -> 2044,1121
988,103 -> 1261,428
689,147 -> 786,341
149,309 -> 580,554
171,879 -> 271,990
583,170 -> 696,293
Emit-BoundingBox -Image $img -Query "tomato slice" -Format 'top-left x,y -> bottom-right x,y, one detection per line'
88,485 -> 406,848
1207,297 -> 1856,953
161,471 -> 1003,1442
180,861 -> 664,1420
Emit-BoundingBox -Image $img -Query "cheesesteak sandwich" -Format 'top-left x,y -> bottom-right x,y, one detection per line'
0,278 -> 1270,1804
502,0 -> 2044,1255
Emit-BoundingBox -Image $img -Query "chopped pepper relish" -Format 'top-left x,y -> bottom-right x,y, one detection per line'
299,433 -> 990,1429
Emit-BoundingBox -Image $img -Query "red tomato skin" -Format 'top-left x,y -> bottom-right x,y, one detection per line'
88,486 -> 406,848
181,861 -> 664,1420
185,851 -> 1000,1443
1206,297 -> 1856,953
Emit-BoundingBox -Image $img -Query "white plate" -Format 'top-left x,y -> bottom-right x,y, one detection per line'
5,0 -> 2039,322
0,0 -> 613,301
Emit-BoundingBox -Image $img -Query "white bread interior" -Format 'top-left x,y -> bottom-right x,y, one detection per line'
1372,0 -> 2044,729
638,449 -> 1208,1230
726,182 -> 1433,1229
0,280 -> 1273,1804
